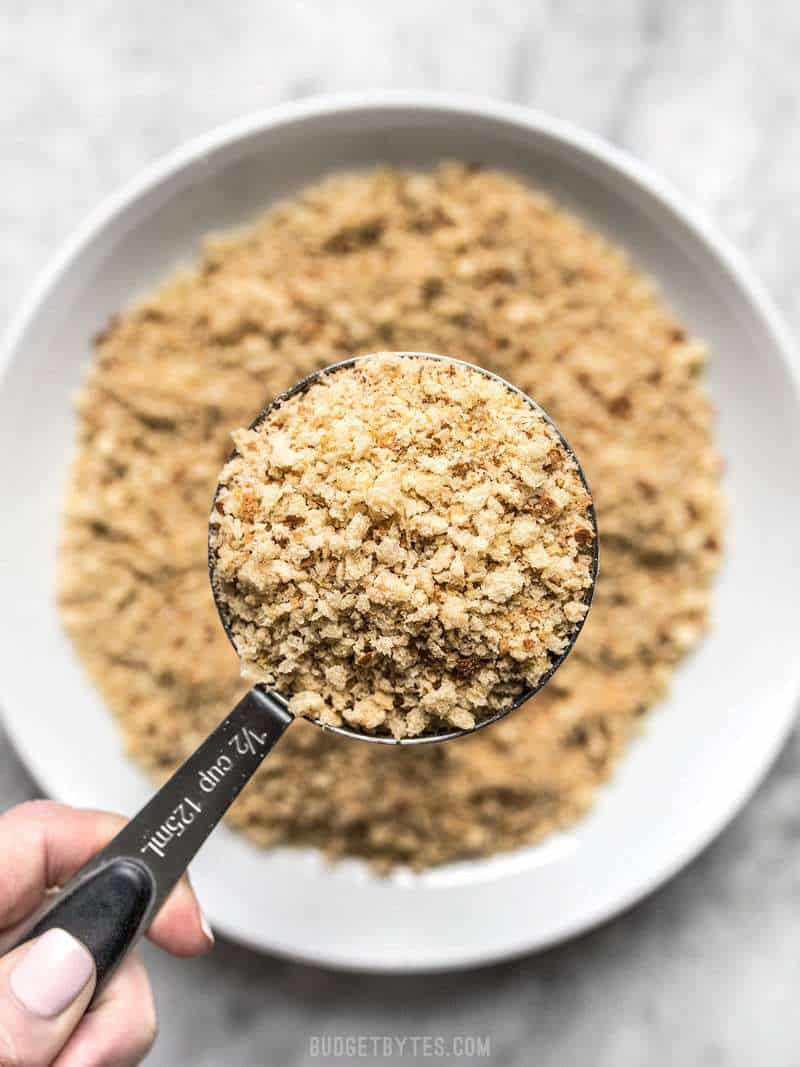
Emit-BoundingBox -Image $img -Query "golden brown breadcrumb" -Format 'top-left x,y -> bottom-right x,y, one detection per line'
58,164 -> 723,869
210,353 -> 595,738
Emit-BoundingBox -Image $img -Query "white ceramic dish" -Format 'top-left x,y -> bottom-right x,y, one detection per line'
1,93 -> 799,973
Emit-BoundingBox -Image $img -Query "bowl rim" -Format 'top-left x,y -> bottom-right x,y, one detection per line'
2,91 -> 800,971
4,90 -> 799,396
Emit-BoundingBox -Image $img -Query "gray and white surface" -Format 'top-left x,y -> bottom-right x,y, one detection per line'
2,2 -> 799,1064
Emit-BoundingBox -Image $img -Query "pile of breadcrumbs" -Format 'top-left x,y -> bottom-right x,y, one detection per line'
59,164 -> 723,869
210,354 -> 595,739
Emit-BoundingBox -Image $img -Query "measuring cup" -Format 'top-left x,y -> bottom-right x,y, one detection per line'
8,353 -> 597,994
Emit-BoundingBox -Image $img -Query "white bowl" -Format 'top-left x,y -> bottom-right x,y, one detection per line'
2,93 -> 799,972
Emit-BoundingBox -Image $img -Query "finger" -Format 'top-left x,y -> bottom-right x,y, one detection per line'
147,871 -> 214,957
51,952 -> 156,1067
0,801 -> 126,930
0,801 -> 213,957
0,929 -> 96,1067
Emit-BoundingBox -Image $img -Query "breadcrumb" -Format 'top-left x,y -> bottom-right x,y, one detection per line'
58,163 -> 723,869
210,354 -> 595,739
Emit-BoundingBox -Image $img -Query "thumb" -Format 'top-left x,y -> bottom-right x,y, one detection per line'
0,928 -> 95,1067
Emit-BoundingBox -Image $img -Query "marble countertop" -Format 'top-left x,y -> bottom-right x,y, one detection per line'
2,1 -> 799,1063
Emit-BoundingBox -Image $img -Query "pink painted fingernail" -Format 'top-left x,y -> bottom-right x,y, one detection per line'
10,929 -> 94,1018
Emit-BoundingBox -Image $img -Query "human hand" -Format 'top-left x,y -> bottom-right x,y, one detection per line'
0,800 -> 214,1067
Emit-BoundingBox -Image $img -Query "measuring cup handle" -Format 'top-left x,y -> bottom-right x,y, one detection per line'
16,859 -> 155,989
7,687 -> 293,998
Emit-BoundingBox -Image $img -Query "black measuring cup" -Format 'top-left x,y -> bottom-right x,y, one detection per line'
8,353 -> 597,995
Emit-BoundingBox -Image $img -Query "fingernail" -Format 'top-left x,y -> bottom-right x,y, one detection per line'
199,909 -> 215,946
10,929 -> 94,1018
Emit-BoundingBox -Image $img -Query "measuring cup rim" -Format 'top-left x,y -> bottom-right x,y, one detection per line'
208,351 -> 599,745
